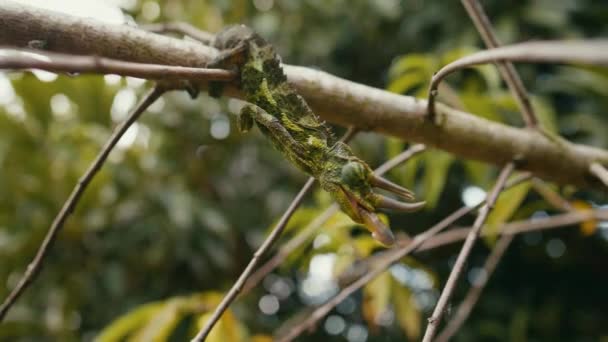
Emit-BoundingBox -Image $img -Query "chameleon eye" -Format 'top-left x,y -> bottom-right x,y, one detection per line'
341,161 -> 367,186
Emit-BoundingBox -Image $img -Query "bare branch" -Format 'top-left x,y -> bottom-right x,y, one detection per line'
427,40 -> 608,115
140,22 -> 214,44
0,48 -> 235,82
422,162 -> 515,342
0,86 -> 167,322
241,144 -> 426,296
417,206 -> 608,252
1,1 -> 607,187
531,178 -> 573,212
275,171 -> 529,342
590,162 -> 608,188
461,0 -> 538,128
436,233 -> 514,342
191,128 -> 358,341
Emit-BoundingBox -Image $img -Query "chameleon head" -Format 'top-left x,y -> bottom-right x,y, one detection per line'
323,159 -> 425,247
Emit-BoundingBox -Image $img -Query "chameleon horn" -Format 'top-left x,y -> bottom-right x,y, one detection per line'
369,174 -> 416,201
358,209 -> 395,247
375,194 -> 426,212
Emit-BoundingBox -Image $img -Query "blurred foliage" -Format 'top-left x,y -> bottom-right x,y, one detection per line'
1,0 -> 608,341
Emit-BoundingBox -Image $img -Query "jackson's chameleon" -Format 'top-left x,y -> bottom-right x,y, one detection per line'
208,25 -> 425,246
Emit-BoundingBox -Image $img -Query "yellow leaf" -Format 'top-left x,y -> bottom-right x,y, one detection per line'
571,200 -> 597,236
129,299 -> 187,342
362,271 -> 392,333
423,150 -> 454,208
392,280 -> 421,340
195,309 -> 247,342
484,179 -> 531,243
96,302 -> 164,342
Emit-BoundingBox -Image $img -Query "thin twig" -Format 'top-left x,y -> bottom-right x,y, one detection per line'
422,162 -> 515,342
275,170 -> 528,342
531,178 -> 573,212
461,0 -> 538,128
191,128 -> 358,341
427,40 -> 608,116
0,86 -> 166,322
436,233 -> 514,342
241,144 -> 426,295
590,162 -> 608,188
0,48 -> 235,82
140,22 -> 214,44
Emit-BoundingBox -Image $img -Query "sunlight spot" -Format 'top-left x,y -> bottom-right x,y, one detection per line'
15,0 -> 126,24
126,77 -> 146,88
32,69 -> 58,82
210,115 -> 230,140
117,123 -> 139,149
346,324 -> 368,342
111,88 -> 136,122
253,0 -> 274,11
313,233 -> 331,249
467,267 -> 487,286
300,253 -> 338,304
461,186 -> 486,207
6,102 -> 26,121
258,294 -> 280,315
148,96 -> 165,113
104,74 -> 122,86
0,74 -> 16,105
546,238 -> 566,258
141,1 -> 161,21
50,93 -> 73,119
324,315 -> 346,335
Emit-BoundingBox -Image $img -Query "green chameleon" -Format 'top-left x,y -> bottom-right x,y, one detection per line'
208,25 -> 425,246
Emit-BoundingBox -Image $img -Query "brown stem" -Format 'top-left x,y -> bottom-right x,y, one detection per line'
275,171 -> 529,342
190,128 -> 358,341
422,162 -> 515,342
436,233 -> 515,342
0,48 -> 235,82
427,40 -> 608,115
241,144 -> 426,296
590,162 -> 608,188
1,1 -> 607,187
0,86 -> 167,322
461,0 -> 538,129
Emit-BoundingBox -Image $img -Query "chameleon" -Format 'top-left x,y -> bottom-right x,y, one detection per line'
207,25 -> 425,246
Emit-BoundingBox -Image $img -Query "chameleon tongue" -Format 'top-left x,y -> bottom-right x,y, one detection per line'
358,208 -> 395,247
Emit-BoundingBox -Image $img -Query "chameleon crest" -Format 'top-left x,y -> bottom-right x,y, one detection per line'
209,25 -> 425,246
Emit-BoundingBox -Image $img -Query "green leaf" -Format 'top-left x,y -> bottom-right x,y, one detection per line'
388,54 -> 435,79
362,271 -> 392,331
392,280 -> 421,340
96,302 -> 165,342
483,179 -> 532,243
422,150 -> 454,208
129,298 -> 187,342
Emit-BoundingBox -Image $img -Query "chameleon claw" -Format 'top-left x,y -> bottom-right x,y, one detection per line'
359,209 -> 395,246
369,174 -> 416,201
374,194 -> 426,213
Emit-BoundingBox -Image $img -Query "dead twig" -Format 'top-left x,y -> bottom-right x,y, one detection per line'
422,162 -> 515,342
275,170 -> 529,342
0,85 -> 167,322
427,40 -> 608,116
590,162 -> 608,188
241,144 -> 426,296
191,128 -> 358,342
461,0 -> 538,129
0,48 -> 235,82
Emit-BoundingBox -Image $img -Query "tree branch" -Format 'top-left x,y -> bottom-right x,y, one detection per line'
461,0 -> 538,129
589,162 -> 608,188
275,171 -> 529,341
422,162 -> 515,342
0,85 -> 167,322
191,128 -> 357,341
241,144 -> 426,296
0,48 -> 235,81
1,0 -> 607,187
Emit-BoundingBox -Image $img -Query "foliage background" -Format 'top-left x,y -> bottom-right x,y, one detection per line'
1,0 -> 607,341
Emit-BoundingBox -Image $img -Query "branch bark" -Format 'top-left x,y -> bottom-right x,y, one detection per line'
1,0 -> 608,188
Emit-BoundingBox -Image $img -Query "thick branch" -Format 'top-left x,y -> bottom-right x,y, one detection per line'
1,1 -> 608,187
